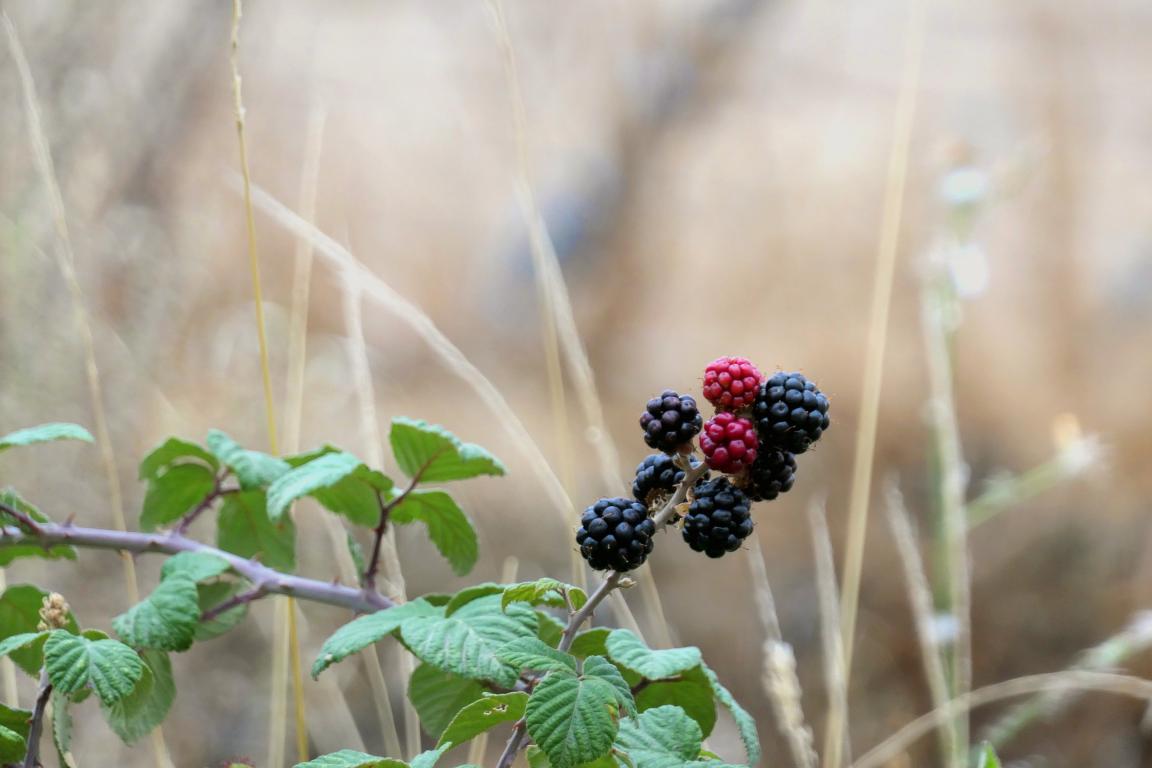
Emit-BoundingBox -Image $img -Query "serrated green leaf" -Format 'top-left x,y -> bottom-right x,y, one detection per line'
524,747 -> 617,768
0,723 -> 25,762
44,631 -> 143,705
206,430 -> 291,489
438,691 -> 528,748
636,666 -> 716,737
0,703 -> 30,741
195,581 -> 249,641
976,743 -> 1001,768
391,490 -> 477,576
217,490 -> 296,572
410,744 -> 449,768
615,705 -> 702,768
524,667 -> 621,768
702,666 -> 759,766
497,637 -> 576,674
401,595 -> 538,687
101,650 -> 175,744
140,463 -> 216,531
294,750 -> 406,768
312,599 -> 441,678
51,690 -> 75,767
606,630 -> 702,681
583,655 -> 635,717
408,663 -> 485,739
502,580 -> 587,612
0,490 -> 78,567
160,552 -> 231,583
444,584 -> 505,615
267,452 -> 393,524
537,611 -> 565,648
0,422 -> 93,453
0,585 -> 80,675
112,573 -> 200,652
0,632 -> 47,665
139,437 -> 219,480
389,418 -> 505,483
568,628 -> 610,659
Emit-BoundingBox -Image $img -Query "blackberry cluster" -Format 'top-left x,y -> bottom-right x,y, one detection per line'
632,454 -> 708,507
744,448 -> 796,502
752,372 -> 830,455
682,478 -> 754,558
576,498 -> 656,572
639,390 -> 703,454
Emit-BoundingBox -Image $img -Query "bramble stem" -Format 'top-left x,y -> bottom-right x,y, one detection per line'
201,584 -> 268,622
0,501 -> 45,534
174,472 -> 236,535
363,461 -> 432,589
0,523 -> 394,614
23,669 -> 51,768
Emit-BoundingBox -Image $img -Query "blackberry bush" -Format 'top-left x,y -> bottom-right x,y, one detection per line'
639,389 -> 703,453
682,478 -> 755,558
753,371 -> 831,454
575,497 -> 656,572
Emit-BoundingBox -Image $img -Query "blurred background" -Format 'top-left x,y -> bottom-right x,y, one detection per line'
2,0 -> 1152,766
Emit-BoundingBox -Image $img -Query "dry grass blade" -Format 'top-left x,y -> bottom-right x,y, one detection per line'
883,478 -> 955,763
240,180 -> 583,582
749,537 -> 818,768
809,499 -> 850,767
852,671 -> 1152,768
829,0 -> 926,764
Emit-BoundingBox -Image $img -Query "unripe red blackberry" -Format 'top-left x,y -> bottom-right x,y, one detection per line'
702,356 -> 763,411
744,448 -> 796,502
752,372 -> 830,454
639,390 -> 703,454
575,498 -> 656,572
631,454 -> 709,507
699,412 -> 758,474
682,478 -> 754,558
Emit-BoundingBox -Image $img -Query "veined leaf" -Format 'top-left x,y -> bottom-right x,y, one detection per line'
160,552 -> 231,583
408,663 -> 484,739
502,580 -> 587,612
568,628 -> 610,659
583,655 -> 635,717
615,705 -> 703,768
444,583 -> 505,615
43,631 -> 143,705
217,490 -> 296,572
497,637 -> 576,674
389,418 -> 505,483
267,452 -> 393,525
524,665 -> 622,768
51,690 -> 75,767
635,665 -> 716,736
294,750 -> 406,768
703,666 -> 759,766
140,463 -> 216,531
437,692 -> 528,748
606,629 -> 702,680
112,573 -> 200,652
0,723 -> 25,763
312,599 -> 441,678
195,582 -> 249,641
139,437 -> 218,480
0,423 -> 92,453
391,490 -> 478,576
100,650 -> 175,744
206,430 -> 291,489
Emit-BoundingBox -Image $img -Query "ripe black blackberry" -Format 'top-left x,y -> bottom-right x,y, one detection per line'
576,498 -> 656,572
681,478 -> 754,559
640,390 -> 703,454
744,448 -> 796,502
631,454 -> 709,507
752,372 -> 830,454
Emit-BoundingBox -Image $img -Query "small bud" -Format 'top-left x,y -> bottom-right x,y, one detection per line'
617,577 -> 636,590
38,592 -> 71,630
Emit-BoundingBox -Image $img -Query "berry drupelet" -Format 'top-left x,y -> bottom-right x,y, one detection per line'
752,372 -> 830,454
639,390 -> 703,454
682,478 -> 754,558
576,498 -> 656,572
702,356 -> 763,411
699,412 -> 759,474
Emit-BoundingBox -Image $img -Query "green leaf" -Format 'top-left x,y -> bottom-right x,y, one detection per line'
976,743 -> 1002,768
139,437 -> 218,480
100,650 -> 175,744
497,637 -> 576,674
400,595 -> 538,688
568,628 -> 610,659
112,573 -> 200,652
267,452 -> 393,524
524,666 -> 622,768
438,691 -> 528,748
312,599 -> 441,678
703,666 -> 759,766
606,630 -> 702,681
140,463 -> 216,531
502,580 -> 587,612
537,611 -> 565,648
195,582 -> 249,641
160,552 -> 232,583
0,632 -> 47,665
0,422 -> 93,452
444,584 -> 505,615
0,490 -> 78,567
51,690 -> 75,767
391,490 -> 477,576
408,663 -> 484,739
615,705 -> 702,768
294,750 -> 406,768
217,490 -> 297,572
410,744 -> 449,768
0,584 -> 80,675
0,723 -> 25,763
389,418 -> 505,483
44,630 -> 144,705
0,703 -> 31,741
206,430 -> 291,489
347,532 -> 367,576
635,666 -> 717,737
583,655 -> 636,717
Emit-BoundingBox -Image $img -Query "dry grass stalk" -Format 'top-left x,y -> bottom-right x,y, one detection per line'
808,499 -> 850,767
829,0 -> 926,764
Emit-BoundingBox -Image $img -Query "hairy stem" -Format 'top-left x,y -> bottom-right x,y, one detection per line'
23,670 -> 51,768
0,523 -> 394,614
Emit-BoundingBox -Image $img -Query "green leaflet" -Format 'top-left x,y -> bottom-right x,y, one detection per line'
605,629 -> 702,680
293,750 -> 406,768
195,582 -> 249,641
437,692 -> 528,748
139,437 -> 218,480
160,551 -> 231,583
51,690 -> 75,767
205,429 -> 291,489
635,665 -> 716,737
408,663 -> 484,738
568,628 -> 610,659
0,422 -> 92,452
524,661 -> 625,768
217,490 -> 297,572
312,599 -> 441,678
502,580 -> 588,612
100,650 -> 175,744
112,573 -> 201,652
0,490 -> 78,567
43,630 -> 143,705
391,490 -> 478,576
496,637 -> 576,674
702,666 -> 759,767
614,705 -> 702,768
976,743 -> 1002,768
140,463 -> 216,531
389,418 -> 505,483
583,656 -> 636,717
0,584 -> 80,675
0,723 -> 25,763
266,451 -> 393,524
